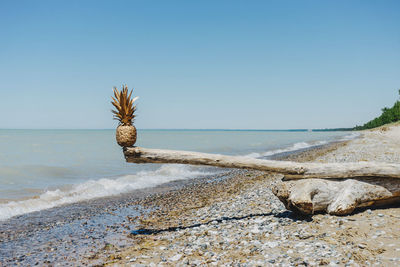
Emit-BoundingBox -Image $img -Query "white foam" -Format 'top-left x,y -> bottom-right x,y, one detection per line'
0,165 -> 211,221
338,132 -> 360,141
245,132 -> 360,159
1,132 -> 361,221
245,140 -> 328,158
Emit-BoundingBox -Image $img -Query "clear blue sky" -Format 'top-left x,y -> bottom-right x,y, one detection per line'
1,0 -> 399,129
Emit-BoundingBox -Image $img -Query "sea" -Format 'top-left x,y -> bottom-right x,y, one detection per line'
0,129 -> 358,221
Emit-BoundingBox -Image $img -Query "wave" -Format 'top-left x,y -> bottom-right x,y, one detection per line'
245,140 -> 327,158
245,132 -> 360,159
337,132 -> 361,141
0,132 -> 361,221
0,165 -> 211,221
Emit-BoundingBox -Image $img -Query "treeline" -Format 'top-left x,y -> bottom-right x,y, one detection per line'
354,90 -> 400,130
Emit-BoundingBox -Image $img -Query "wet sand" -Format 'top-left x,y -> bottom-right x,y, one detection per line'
0,169 -> 245,266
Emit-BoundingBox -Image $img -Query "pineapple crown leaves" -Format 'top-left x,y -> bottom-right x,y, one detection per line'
111,85 -> 138,126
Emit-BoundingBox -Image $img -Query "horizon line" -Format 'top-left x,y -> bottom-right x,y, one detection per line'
0,127 -> 353,131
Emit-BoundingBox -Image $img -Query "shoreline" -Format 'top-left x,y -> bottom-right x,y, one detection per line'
98,127 -> 399,266
2,129 -> 400,265
0,130 -> 354,221
0,138 -> 347,266
0,169 -> 241,265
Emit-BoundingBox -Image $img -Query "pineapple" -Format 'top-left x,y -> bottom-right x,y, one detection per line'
111,85 -> 138,147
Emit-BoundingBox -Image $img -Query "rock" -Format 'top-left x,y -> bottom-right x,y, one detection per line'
294,242 -> 305,248
264,241 -> 279,248
169,254 -> 182,261
250,227 -> 261,234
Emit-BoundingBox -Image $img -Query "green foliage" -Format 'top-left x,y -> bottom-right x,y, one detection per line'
354,89 -> 400,130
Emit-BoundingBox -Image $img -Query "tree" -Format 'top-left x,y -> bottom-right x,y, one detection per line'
354,89 -> 400,130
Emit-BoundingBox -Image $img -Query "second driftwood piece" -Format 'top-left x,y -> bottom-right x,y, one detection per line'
272,178 -> 400,215
124,147 -> 400,180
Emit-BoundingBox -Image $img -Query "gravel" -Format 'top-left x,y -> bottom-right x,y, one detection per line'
2,126 -> 400,266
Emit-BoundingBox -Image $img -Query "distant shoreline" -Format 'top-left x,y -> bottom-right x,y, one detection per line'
0,128 -> 354,132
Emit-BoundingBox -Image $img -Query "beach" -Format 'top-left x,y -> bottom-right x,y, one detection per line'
2,1 -> 399,266
1,127 -> 399,266
100,125 -> 400,266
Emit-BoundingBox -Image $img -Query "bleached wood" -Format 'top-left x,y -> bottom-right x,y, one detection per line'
124,147 -> 400,179
272,178 -> 400,215
123,147 -> 400,215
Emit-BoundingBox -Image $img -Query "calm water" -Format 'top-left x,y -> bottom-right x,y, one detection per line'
0,129 -> 356,220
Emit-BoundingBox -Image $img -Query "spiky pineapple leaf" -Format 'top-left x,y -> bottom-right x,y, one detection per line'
111,85 -> 137,125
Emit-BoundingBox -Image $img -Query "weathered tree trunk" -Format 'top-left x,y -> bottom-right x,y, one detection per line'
272,178 -> 400,215
123,147 -> 400,215
124,147 -> 400,179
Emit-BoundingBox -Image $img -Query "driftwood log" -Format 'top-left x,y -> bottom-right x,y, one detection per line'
272,178 -> 400,215
124,147 -> 400,215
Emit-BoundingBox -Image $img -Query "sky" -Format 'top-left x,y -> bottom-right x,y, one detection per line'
0,0 -> 399,129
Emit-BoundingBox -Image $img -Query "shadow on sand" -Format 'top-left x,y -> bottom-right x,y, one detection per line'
130,210 -> 312,236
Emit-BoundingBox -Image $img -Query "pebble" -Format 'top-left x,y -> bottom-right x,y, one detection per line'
3,131 -> 400,266
358,244 -> 366,249
294,242 -> 305,248
250,227 -> 261,234
169,254 -> 182,261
